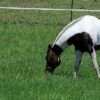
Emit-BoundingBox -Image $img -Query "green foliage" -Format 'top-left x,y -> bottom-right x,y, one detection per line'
0,0 -> 100,100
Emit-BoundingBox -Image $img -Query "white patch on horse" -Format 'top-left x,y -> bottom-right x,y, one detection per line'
53,15 -> 100,50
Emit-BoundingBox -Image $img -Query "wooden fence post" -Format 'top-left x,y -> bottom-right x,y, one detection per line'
70,0 -> 74,21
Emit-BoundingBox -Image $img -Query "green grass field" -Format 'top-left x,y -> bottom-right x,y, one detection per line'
0,0 -> 100,100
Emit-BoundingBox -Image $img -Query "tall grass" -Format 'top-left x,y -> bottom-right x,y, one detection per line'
0,0 -> 100,100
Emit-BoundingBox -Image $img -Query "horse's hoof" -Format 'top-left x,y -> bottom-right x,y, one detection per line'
73,72 -> 77,79
97,74 -> 100,78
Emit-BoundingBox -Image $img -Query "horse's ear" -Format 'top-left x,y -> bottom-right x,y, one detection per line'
47,44 -> 52,53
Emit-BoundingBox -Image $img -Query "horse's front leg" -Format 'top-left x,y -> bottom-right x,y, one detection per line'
73,50 -> 83,78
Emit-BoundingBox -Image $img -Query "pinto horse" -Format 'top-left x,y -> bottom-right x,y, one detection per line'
45,15 -> 100,78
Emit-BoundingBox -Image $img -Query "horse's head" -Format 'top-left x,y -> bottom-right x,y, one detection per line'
45,44 -> 62,74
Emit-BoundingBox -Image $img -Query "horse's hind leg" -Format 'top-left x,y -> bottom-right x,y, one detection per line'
90,48 -> 100,78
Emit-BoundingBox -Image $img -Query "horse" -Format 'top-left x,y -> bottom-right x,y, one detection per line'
45,15 -> 100,78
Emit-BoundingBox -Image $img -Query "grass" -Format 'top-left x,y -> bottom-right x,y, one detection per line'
0,0 -> 71,8
0,0 -> 100,100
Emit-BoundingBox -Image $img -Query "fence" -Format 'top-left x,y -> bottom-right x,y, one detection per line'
0,0 -> 100,21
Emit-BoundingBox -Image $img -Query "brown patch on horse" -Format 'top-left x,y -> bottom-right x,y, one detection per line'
45,44 -> 62,73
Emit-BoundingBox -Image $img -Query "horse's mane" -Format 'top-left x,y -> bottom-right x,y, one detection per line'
53,16 -> 84,45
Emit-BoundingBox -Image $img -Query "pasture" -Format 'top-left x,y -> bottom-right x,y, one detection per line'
0,0 -> 100,100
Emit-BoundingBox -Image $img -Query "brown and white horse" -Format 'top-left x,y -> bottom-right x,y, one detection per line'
45,15 -> 100,78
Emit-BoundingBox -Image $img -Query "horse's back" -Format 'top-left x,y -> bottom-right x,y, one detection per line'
54,15 -> 100,49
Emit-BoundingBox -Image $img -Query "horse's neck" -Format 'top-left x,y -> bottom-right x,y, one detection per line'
53,17 -> 84,50
54,30 -> 73,50
53,16 -> 83,44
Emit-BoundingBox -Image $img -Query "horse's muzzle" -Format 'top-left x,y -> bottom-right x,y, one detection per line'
45,66 -> 54,74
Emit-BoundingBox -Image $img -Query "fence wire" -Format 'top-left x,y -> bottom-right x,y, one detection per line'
0,0 -> 100,23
